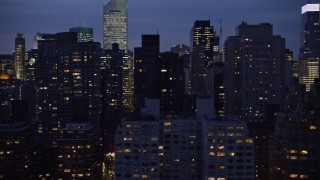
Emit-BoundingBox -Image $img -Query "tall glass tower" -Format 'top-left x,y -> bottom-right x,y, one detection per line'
298,3 -> 320,91
14,34 -> 26,80
103,0 -> 128,50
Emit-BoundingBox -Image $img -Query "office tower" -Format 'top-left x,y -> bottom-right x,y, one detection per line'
206,61 -> 225,117
269,87 -> 320,179
14,34 -> 26,80
190,46 -> 206,95
122,50 -> 134,113
225,22 -> 287,122
36,32 -> 102,177
190,20 -> 214,69
54,123 -> 101,179
0,55 -> 14,78
69,27 -> 93,42
298,3 -> 320,91
101,43 -> 131,153
134,34 -> 160,108
33,33 -> 57,49
202,117 -> 255,180
170,44 -> 192,95
25,49 -> 37,81
170,44 -> 190,57
159,52 -> 184,112
103,0 -> 128,50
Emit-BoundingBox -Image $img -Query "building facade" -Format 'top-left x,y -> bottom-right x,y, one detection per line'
14,34 -> 26,80
103,0 -> 128,50
298,3 -> 320,91
225,22 -> 287,122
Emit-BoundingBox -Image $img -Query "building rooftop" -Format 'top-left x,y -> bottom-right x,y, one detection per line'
302,4 -> 320,14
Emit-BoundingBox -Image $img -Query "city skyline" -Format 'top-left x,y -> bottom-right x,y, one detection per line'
0,0 -> 307,58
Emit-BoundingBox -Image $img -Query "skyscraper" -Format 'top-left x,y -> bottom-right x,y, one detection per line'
14,34 -> 26,80
225,22 -> 287,122
190,20 -> 218,69
103,0 -> 128,50
298,3 -> 320,91
134,34 -> 160,108
36,32 -> 102,177
69,27 -> 93,42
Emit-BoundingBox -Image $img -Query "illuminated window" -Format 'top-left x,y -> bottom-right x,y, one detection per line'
290,156 -> 298,160
64,169 -> 70,173
217,152 -> 225,156
208,178 -> 215,180
164,122 -> 171,126
151,137 -> 158,141
124,149 -> 131,153
236,140 -> 243,144
246,139 -> 253,143
300,150 -> 308,154
289,150 -> 297,154
300,175 -> 308,179
229,152 -> 235,156
209,152 -> 215,156
290,174 -> 298,178
309,125 -> 317,130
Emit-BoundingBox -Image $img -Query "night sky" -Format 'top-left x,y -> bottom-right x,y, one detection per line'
0,0 -> 308,58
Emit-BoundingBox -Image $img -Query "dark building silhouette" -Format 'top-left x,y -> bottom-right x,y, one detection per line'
190,20 -> 215,69
101,43 -> 130,152
225,22 -> 287,122
269,85 -> 320,179
206,61 -> 225,117
36,32 -> 102,178
190,46 -> 206,96
159,52 -> 184,112
134,34 -> 160,108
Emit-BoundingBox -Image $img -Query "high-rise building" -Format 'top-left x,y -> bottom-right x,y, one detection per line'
225,22 -> 287,122
298,3 -> 320,91
101,43 -> 133,153
36,32 -> 102,177
134,34 -> 160,108
103,0 -> 128,50
206,61 -> 225,117
269,85 -> 320,179
190,20 -> 214,69
159,52 -> 184,112
69,27 -> 93,42
0,55 -> 14,78
14,34 -> 26,80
